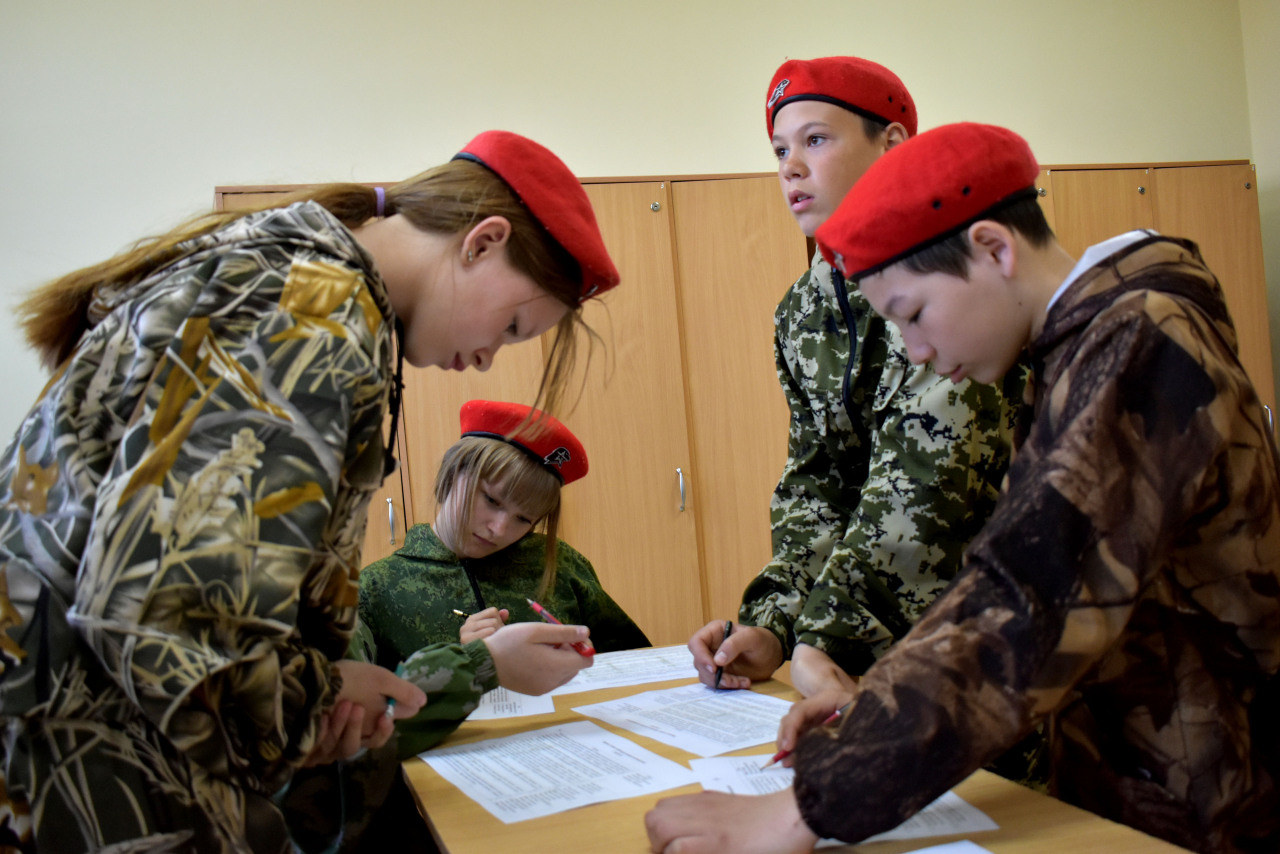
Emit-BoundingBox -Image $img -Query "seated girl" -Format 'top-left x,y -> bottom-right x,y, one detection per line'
355,398 -> 649,756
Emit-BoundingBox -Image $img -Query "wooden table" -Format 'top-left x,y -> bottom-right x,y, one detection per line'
402,675 -> 1190,853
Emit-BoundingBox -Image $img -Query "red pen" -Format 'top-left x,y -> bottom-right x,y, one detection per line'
762,704 -> 847,768
526,598 -> 595,658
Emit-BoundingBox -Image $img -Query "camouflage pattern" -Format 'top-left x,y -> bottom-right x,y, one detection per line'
0,202 -> 393,853
357,523 -> 649,758
740,252 -> 1019,674
793,236 -> 1280,853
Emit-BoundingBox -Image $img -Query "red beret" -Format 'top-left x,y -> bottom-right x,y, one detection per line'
453,131 -> 619,301
459,399 -> 588,486
766,56 -> 917,138
815,122 -> 1040,279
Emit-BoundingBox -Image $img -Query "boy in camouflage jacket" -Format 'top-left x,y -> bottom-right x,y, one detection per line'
648,122 -> 1280,854
691,56 -> 1018,696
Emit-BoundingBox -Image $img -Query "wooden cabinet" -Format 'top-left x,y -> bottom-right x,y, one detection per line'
667,177 -> 806,636
216,158 -> 1275,648
553,178 -> 808,645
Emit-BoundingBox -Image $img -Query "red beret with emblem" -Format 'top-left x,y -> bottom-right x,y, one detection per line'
815,122 -> 1040,280
459,399 -> 588,485
453,131 -> 620,301
766,56 -> 917,138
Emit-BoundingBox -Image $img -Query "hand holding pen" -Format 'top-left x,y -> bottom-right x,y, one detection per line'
459,606 -> 510,644
690,620 -> 784,690
526,599 -> 595,657
767,695 -> 853,768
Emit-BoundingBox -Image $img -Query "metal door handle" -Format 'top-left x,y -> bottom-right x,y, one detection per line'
386,497 -> 397,545
676,467 -> 686,512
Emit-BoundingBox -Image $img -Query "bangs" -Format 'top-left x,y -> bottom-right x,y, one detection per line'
436,436 -> 561,526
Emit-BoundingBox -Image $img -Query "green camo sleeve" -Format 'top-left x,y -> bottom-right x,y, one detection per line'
393,639 -> 498,759
738,266 -> 861,659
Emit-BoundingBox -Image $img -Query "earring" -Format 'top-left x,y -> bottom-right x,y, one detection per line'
467,250 -> 475,263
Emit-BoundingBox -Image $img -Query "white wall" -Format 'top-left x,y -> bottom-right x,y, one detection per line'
1240,0 -> 1280,400
1,0 -> 1272,437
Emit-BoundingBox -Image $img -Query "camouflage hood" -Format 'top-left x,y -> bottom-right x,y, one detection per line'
1034,234 -> 1238,363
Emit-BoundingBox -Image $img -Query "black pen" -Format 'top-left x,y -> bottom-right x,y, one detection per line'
713,620 -> 732,690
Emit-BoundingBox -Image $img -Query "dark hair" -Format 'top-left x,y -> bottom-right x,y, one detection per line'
896,195 -> 1055,279
860,115 -> 890,142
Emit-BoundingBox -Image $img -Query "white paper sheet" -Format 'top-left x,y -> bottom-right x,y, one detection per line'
687,754 -> 793,794
686,756 -> 998,846
572,683 -> 794,756
466,686 -> 556,720
856,792 -> 997,843
898,843 -> 994,854
549,645 -> 696,695
417,720 -> 698,823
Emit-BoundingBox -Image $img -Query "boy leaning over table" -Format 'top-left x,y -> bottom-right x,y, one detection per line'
647,122 -> 1280,854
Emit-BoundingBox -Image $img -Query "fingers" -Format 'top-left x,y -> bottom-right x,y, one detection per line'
340,705 -> 366,756
461,607 -> 508,643
376,671 -> 427,717
485,623 -> 594,695
644,794 -> 726,854
362,707 -> 395,751
689,619 -> 727,666
776,690 -> 851,755
690,620 -> 750,688
515,621 -> 590,647
304,700 -> 362,766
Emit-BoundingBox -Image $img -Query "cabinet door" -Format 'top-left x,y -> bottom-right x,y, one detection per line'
1050,168 -> 1154,258
1151,164 -> 1276,411
670,176 -> 809,625
360,413 -> 411,566
558,182 -> 705,646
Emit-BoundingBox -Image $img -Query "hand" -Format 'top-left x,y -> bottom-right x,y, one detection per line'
689,621 -> 783,690
775,689 -> 854,768
484,621 -> 593,695
645,789 -> 818,854
302,699 -> 374,766
461,607 -> 509,644
332,659 -> 428,735
789,643 -> 858,698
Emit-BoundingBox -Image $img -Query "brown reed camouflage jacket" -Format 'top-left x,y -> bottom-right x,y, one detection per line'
793,235 -> 1280,854
0,202 -> 394,853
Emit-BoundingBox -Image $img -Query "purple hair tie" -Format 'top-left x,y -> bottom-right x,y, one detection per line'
375,186 -> 386,216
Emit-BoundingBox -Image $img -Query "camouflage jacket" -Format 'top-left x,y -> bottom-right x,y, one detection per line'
793,235 -> 1280,853
356,523 -> 650,758
740,252 -> 1018,673
0,203 -> 393,853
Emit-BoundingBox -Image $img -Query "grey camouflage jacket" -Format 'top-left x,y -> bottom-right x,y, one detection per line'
740,252 -> 1018,674
793,235 -> 1280,854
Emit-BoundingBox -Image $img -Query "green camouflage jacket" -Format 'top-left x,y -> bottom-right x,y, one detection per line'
356,523 -> 649,757
740,252 -> 1018,673
793,235 -> 1280,853
0,203 -> 393,853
